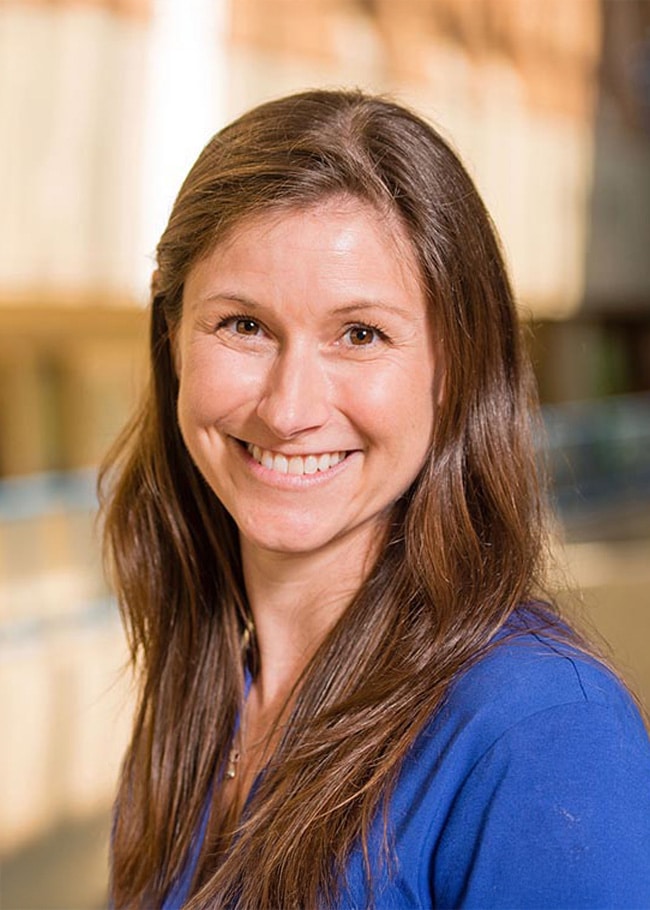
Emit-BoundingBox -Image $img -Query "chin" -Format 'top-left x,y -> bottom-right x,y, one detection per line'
237,517 -> 342,557
243,531 -> 330,556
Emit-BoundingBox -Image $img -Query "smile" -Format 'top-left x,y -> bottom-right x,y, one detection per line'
245,443 -> 348,476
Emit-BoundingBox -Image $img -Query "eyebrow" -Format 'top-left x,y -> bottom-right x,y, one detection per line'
193,292 -> 413,320
330,301 -> 413,320
191,292 -> 260,312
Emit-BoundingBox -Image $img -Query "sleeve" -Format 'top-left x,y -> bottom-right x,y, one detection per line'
431,700 -> 650,909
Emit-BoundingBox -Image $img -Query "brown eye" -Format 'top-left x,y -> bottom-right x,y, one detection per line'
235,318 -> 260,335
347,325 -> 376,346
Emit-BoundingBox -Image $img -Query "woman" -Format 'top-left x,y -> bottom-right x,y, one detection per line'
101,89 -> 650,908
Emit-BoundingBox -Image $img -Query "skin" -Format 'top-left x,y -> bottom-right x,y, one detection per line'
175,197 -> 439,783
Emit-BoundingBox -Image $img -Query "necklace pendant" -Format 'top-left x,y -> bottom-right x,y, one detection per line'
226,747 -> 240,780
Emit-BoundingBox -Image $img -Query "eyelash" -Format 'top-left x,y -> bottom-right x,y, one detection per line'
215,313 -> 263,335
343,322 -> 390,346
213,313 -> 391,346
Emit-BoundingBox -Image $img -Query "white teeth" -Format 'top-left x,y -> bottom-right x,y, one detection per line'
274,454 -> 289,474
246,443 -> 346,475
288,456 -> 303,475
304,455 -> 318,475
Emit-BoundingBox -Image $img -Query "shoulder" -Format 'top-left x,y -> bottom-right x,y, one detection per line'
408,609 -> 650,907
344,610 -> 650,907
402,608 -> 650,816
438,609 -> 645,747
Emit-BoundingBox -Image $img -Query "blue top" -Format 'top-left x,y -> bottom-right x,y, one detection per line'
163,614 -> 650,908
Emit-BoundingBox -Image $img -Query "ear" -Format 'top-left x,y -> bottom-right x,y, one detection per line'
432,336 -> 446,407
433,365 -> 445,407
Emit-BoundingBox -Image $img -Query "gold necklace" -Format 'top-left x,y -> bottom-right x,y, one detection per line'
226,617 -> 255,780
225,707 -> 273,781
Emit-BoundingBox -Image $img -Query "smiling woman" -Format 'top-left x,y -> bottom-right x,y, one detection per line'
175,200 -> 436,558
99,90 -> 650,909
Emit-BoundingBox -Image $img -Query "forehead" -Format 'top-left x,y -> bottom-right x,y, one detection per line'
186,195 -> 425,301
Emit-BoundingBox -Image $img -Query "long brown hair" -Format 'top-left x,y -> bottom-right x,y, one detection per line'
101,89 -> 557,908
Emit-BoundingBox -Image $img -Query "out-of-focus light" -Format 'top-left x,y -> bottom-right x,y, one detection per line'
137,0 -> 230,295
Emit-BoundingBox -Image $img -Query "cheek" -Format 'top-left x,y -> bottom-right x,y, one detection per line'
177,348 -> 263,430
350,364 -> 435,444
177,379 -> 214,433
178,356 -> 217,421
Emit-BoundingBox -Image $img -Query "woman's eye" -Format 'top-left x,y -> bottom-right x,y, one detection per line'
216,315 -> 262,337
234,318 -> 260,336
346,325 -> 379,346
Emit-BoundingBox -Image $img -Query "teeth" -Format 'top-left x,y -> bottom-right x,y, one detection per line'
246,444 -> 346,475
274,454 -> 289,474
288,456 -> 302,475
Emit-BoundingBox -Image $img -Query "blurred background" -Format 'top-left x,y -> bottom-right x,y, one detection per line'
1,0 -> 649,906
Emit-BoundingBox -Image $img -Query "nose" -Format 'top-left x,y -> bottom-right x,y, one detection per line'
256,343 -> 331,439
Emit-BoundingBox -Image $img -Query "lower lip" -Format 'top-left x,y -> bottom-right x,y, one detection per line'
234,440 -> 357,488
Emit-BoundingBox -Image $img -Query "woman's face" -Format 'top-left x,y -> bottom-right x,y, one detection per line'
175,197 -> 439,562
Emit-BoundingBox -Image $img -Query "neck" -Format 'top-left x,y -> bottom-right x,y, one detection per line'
241,526 -> 381,711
